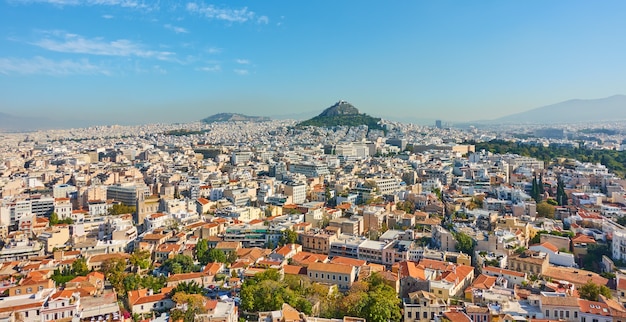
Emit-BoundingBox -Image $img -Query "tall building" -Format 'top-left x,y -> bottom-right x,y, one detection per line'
107,183 -> 149,206
435,120 -> 442,129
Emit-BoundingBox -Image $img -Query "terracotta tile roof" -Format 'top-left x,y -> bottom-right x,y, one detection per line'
536,242 -> 559,253
330,256 -> 366,267
572,233 -> 596,244
578,299 -> 611,316
540,295 -> 580,307
482,266 -> 526,277
167,272 -> 206,282
283,265 -> 306,275
156,243 -> 182,253
308,262 -> 354,275
128,287 -> 174,306
471,274 -> 497,290
543,267 -> 608,286
0,300 -> 45,314
442,311 -> 472,322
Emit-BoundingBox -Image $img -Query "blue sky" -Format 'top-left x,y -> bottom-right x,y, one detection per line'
1,1 -> 625,125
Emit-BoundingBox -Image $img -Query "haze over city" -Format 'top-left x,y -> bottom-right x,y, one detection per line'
1,1 -> 626,126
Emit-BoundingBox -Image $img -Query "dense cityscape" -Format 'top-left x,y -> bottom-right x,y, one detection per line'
2,107 -> 626,322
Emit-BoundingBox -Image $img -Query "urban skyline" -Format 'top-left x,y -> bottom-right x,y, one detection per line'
1,1 -> 626,125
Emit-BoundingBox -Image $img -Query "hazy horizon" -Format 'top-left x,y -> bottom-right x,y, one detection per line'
2,1 -> 626,125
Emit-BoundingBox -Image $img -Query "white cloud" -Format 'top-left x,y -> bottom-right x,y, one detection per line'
197,64 -> 221,72
207,47 -> 222,54
164,24 -> 189,34
233,68 -> 248,75
102,14 -> 114,19
0,56 -> 110,76
257,16 -> 269,24
186,2 -> 266,23
235,59 -> 250,65
9,0 -> 156,9
32,31 -> 176,61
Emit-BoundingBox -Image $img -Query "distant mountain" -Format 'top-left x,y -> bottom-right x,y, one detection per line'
297,100 -> 384,131
201,113 -> 270,123
495,95 -> 626,124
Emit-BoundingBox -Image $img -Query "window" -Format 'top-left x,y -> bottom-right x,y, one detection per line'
26,287 -> 32,293
38,286 -> 44,291
423,312 -> 427,319
545,310 -> 549,317
566,311 -> 569,318
407,312 -> 411,319
16,289 -> 21,295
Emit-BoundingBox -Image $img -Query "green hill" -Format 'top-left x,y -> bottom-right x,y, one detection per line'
297,100 -> 384,131
201,113 -> 270,123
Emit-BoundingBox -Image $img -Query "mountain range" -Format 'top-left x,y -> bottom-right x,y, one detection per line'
2,95 -> 626,132
201,113 -> 270,123
492,94 -> 626,124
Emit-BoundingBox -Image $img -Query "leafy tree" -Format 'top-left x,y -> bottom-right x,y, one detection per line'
454,232 -> 475,254
51,267 -> 76,285
174,281 -> 204,295
172,292 -> 207,322
578,280 -> 612,301
546,198 -> 558,206
107,204 -> 136,216
207,248 -> 227,263
196,239 -> 210,264
536,201 -> 556,218
49,212 -> 59,225
162,254 -> 197,274
279,229 -> 299,246
72,258 -> 90,276
101,257 -> 127,292
130,249 -> 152,270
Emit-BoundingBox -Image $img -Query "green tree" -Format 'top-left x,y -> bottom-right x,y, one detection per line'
107,204 -> 136,216
206,248 -> 227,263
129,249 -> 151,270
455,232 -> 475,254
536,201 -> 556,218
49,212 -> 59,225
196,239 -> 210,265
174,281 -> 204,295
279,229 -> 299,246
163,254 -> 197,274
101,257 -> 127,293
578,280 -> 612,301
71,258 -> 89,276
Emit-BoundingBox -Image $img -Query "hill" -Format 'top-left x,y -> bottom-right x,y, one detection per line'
297,100 -> 384,131
201,113 -> 270,123
495,95 -> 626,124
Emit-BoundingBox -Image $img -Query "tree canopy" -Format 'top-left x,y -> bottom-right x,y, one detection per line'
578,280 -> 612,301
455,232 -> 475,254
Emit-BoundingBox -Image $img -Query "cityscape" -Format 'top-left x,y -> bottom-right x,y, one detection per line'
2,99 -> 626,322
4,1 -> 626,322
